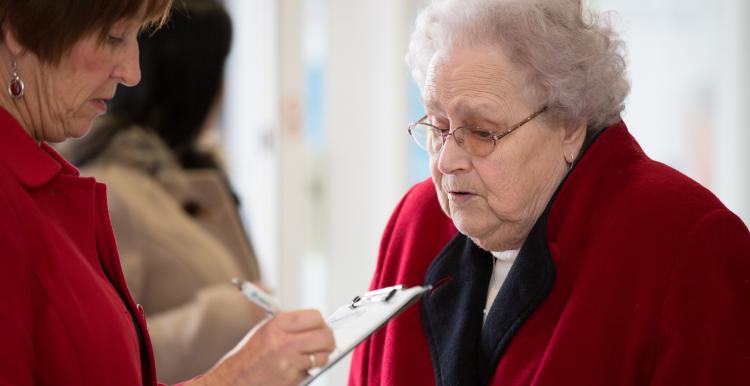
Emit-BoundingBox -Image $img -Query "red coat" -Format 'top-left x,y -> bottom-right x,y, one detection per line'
0,107 -> 165,385
350,121 -> 750,386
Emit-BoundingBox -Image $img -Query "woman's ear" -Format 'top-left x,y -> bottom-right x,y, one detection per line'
562,119 -> 587,161
1,22 -> 25,57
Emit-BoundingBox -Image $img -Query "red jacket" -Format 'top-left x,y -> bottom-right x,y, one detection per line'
350,122 -> 750,386
0,108 -> 164,385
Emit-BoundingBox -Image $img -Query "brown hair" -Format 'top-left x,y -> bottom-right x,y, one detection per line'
0,0 -> 173,64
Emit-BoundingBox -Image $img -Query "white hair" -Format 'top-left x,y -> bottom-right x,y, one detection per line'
407,0 -> 630,131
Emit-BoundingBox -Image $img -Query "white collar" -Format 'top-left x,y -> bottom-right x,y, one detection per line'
490,249 -> 519,262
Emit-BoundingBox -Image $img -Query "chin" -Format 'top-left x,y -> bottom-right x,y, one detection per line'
452,217 -> 490,246
65,121 -> 96,140
455,218 -> 522,252
468,235 -> 516,252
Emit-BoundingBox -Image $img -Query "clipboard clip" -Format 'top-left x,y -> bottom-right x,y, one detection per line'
349,285 -> 404,309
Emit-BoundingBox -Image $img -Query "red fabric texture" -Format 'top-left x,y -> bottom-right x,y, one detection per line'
0,108 -> 162,386
349,179 -> 457,386
349,121 -> 750,386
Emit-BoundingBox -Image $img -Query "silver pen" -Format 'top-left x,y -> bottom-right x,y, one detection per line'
232,278 -> 281,316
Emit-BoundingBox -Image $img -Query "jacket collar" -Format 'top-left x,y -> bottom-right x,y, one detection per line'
421,235 -> 494,385
421,217 -> 556,386
547,120 -> 636,240
0,106 -> 79,189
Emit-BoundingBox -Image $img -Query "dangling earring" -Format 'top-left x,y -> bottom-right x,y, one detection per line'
565,152 -> 575,171
8,56 -> 24,99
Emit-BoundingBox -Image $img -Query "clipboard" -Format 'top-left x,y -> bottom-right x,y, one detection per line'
299,284 -> 431,386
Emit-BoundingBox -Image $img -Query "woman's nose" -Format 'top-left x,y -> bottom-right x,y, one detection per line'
437,132 -> 471,175
113,41 -> 142,87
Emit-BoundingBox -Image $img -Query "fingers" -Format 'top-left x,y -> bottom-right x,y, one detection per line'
309,351 -> 331,369
274,309 -> 327,333
207,309 -> 335,386
286,326 -> 336,354
292,351 -> 331,372
267,310 -> 335,372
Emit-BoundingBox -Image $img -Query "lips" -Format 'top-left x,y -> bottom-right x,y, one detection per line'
91,98 -> 110,113
448,191 -> 474,196
443,183 -> 478,204
442,182 -> 475,195
447,191 -> 477,205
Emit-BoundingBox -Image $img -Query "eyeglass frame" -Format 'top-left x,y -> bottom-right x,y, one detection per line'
407,105 -> 549,157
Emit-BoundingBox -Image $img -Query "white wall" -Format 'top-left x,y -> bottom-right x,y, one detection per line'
226,1 -> 412,385
223,0 -> 281,290
591,0 -> 749,222
716,0 -> 750,222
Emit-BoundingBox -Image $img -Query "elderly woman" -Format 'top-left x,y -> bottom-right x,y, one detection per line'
0,1 -> 333,386
350,1 -> 750,386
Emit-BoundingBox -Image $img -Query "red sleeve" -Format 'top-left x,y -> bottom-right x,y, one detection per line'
649,209 -> 750,385
0,184 -> 34,386
349,179 -> 456,386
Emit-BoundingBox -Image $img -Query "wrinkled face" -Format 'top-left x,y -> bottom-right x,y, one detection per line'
423,45 -> 572,251
28,19 -> 142,141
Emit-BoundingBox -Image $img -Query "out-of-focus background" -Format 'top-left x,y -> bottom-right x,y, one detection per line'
211,1 -> 749,384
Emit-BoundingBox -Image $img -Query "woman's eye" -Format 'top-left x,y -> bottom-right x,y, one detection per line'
469,128 -> 494,140
108,35 -> 125,44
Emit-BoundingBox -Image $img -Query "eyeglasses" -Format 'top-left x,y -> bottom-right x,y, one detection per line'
407,106 -> 548,157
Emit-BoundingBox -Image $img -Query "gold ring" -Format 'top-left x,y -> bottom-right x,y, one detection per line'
308,353 -> 317,369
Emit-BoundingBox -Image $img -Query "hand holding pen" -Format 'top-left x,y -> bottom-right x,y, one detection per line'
197,279 -> 335,386
232,278 -> 281,315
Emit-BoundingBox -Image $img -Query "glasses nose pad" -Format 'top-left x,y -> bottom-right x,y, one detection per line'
449,128 -> 465,146
440,130 -> 461,150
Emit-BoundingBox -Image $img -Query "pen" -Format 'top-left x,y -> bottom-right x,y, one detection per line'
232,278 -> 281,316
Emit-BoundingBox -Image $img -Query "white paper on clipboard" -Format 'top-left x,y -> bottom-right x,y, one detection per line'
299,284 -> 431,386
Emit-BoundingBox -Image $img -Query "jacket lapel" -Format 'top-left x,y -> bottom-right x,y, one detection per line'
478,214 -> 556,385
422,234 -> 494,386
422,213 -> 556,386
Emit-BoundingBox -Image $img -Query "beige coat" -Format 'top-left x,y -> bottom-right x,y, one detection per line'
77,128 -> 265,384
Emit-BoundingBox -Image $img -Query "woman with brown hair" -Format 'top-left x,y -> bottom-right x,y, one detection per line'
0,1 -> 333,385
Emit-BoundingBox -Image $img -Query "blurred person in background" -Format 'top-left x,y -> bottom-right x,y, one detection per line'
61,0 -> 266,382
0,0 -> 333,385
350,0 -> 750,385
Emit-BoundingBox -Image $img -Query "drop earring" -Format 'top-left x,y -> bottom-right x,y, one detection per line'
565,152 -> 575,171
8,56 -> 24,99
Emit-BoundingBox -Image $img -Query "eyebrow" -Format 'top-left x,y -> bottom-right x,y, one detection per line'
452,101 -> 497,118
435,100 -> 509,127
423,99 -> 443,115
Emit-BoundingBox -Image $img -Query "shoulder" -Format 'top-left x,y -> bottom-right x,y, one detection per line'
0,160 -> 23,195
568,124 -> 731,230
372,179 -> 457,288
388,179 -> 453,234
0,162 -> 32,226
553,124 -> 743,253
396,178 -> 445,219
382,178 -> 456,252
0,163 -> 35,272
619,157 -> 726,224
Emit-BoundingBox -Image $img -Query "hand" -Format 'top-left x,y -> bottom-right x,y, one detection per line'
192,309 -> 335,386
